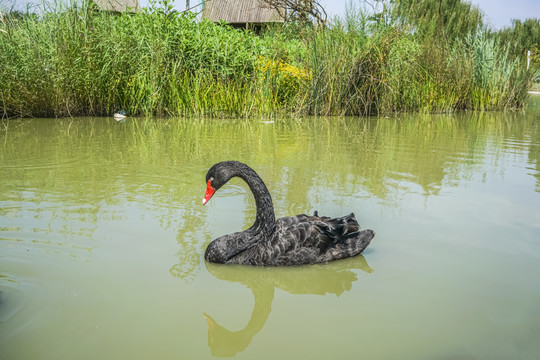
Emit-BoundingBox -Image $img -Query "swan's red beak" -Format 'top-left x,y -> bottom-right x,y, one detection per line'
202,180 -> 215,205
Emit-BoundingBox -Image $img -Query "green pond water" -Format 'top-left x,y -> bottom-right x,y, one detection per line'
1,98 -> 540,360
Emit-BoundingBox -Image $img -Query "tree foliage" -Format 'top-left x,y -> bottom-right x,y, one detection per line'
392,0 -> 484,41
260,0 -> 327,27
494,18 -> 540,61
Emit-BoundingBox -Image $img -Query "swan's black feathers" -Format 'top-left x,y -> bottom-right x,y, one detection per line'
204,161 -> 374,266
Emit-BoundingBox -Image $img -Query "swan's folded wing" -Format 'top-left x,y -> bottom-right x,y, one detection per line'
313,213 -> 360,239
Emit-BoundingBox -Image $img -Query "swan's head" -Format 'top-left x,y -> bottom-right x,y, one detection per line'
203,161 -> 246,205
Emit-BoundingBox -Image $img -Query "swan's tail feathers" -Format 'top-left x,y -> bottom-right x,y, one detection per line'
317,229 -> 375,263
313,212 -> 361,239
344,212 -> 360,233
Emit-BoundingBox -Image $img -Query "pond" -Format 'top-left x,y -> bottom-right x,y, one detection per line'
1,97 -> 540,360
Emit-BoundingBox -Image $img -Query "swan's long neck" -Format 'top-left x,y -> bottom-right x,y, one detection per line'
237,166 -> 276,237
204,163 -> 276,264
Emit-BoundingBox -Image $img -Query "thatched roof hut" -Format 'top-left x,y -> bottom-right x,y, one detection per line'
91,0 -> 140,13
202,0 -> 285,29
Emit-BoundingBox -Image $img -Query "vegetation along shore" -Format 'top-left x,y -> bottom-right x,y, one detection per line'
0,0 -> 539,118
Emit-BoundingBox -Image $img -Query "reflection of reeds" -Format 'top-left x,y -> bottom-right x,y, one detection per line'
1,107 -> 538,277
1,110 -> 535,204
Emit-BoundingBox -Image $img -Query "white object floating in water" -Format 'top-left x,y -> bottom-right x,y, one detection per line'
113,110 -> 127,120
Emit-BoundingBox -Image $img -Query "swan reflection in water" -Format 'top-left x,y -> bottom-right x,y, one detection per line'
203,255 -> 374,357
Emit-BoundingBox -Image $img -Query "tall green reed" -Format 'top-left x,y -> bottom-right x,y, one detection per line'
295,0 -> 533,116
0,0 -> 535,118
0,0 -> 277,117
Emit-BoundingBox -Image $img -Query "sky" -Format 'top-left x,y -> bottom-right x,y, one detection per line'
3,0 -> 540,29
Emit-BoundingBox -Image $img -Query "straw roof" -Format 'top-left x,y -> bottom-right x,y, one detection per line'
92,0 -> 140,12
203,0 -> 285,24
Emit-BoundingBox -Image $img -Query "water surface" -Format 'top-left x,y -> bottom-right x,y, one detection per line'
1,98 -> 540,359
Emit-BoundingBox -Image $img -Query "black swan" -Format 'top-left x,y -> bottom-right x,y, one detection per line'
202,161 -> 374,266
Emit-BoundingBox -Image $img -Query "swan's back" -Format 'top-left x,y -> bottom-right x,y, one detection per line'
226,212 -> 374,266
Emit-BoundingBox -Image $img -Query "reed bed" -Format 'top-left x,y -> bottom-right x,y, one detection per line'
0,0 -> 536,118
